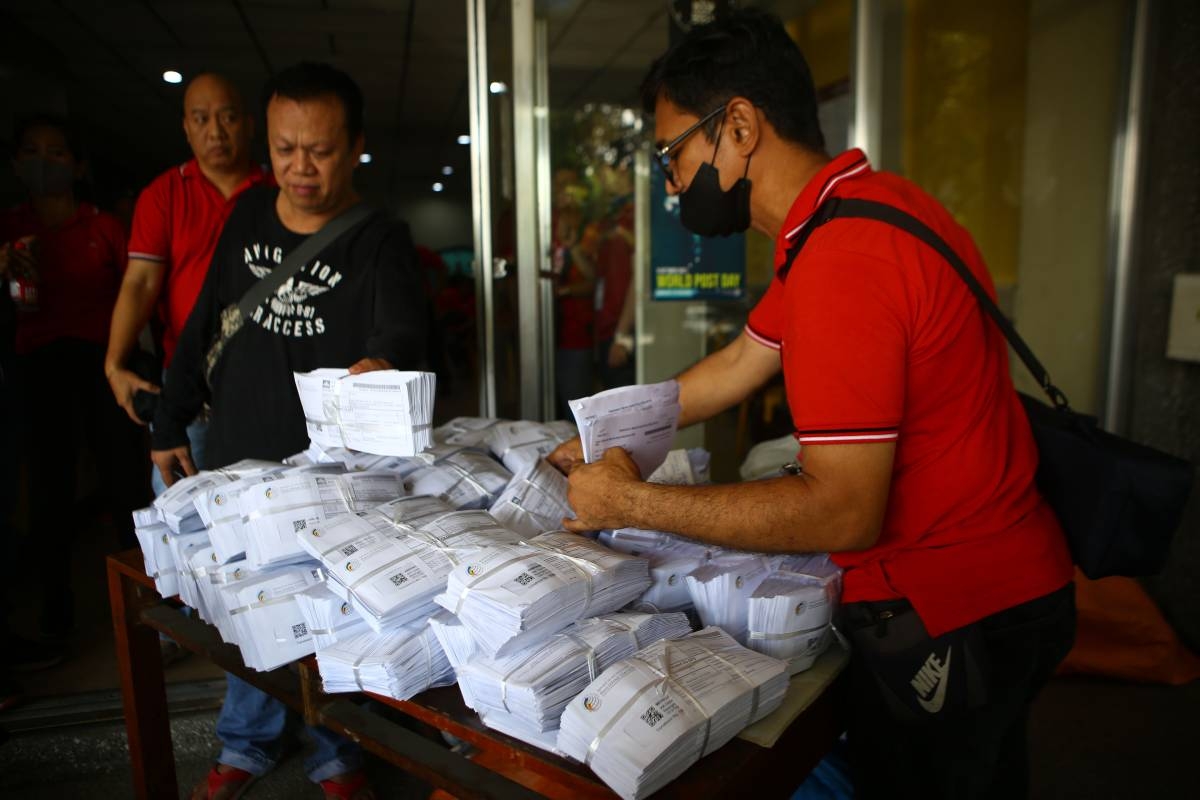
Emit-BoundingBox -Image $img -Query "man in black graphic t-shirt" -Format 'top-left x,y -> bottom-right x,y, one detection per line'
152,63 -> 418,800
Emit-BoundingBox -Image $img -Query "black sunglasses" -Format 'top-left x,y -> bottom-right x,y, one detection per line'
654,104 -> 727,185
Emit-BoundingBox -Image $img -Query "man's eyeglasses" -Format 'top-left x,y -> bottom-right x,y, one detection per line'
654,104 -> 727,185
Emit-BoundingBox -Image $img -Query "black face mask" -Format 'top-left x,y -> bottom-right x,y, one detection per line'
679,161 -> 752,237
678,113 -> 752,238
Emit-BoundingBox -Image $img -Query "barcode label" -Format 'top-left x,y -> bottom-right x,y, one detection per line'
641,706 -> 664,727
292,622 -> 308,639
514,571 -> 534,586
293,519 -> 307,532
389,572 -> 408,587
341,544 -> 358,557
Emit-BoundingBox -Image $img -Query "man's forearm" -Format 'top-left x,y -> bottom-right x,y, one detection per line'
105,262 -> 163,373
612,475 -> 878,554
675,332 -> 781,429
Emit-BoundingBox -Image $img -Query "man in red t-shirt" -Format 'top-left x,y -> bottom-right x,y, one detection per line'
551,10 -> 1074,797
103,72 -> 268,476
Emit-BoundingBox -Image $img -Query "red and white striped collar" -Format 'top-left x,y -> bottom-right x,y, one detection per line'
773,149 -> 872,266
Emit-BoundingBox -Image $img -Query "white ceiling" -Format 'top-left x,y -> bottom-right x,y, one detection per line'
0,0 -> 671,205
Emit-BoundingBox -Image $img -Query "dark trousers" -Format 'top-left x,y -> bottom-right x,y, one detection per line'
14,338 -> 152,632
842,584 -> 1076,800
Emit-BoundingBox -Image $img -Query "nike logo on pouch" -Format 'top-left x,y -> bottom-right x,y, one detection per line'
911,647 -> 952,713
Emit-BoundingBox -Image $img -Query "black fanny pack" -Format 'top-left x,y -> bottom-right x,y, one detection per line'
839,599 -> 990,725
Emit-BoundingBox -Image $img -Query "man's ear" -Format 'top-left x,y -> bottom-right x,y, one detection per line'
725,97 -> 760,156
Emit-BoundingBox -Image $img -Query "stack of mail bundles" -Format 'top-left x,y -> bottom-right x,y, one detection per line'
600,527 -> 721,613
570,380 -> 681,478
153,459 -> 282,534
488,458 -> 572,538
193,465 -> 312,564
746,554 -> 842,674
195,557 -> 259,644
451,611 -> 693,732
436,531 -> 652,658
557,627 -> 789,800
218,563 -> 325,671
683,553 -> 783,643
402,444 -> 512,510
297,496 -> 521,633
238,470 -> 405,568
483,419 -> 578,473
294,368 -> 436,457
317,623 -> 455,701
294,582 -> 370,650
133,506 -> 180,597
433,416 -> 506,448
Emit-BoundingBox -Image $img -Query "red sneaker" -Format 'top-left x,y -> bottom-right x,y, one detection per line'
189,764 -> 255,800
319,770 -> 376,800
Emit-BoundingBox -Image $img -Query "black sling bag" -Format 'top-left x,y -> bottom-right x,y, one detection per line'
780,197 -> 1193,579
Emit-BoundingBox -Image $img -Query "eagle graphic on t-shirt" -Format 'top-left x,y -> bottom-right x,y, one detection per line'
248,263 -> 332,304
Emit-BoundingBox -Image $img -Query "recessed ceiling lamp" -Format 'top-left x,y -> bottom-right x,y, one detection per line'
162,70 -> 183,84
432,182 -> 445,193
359,153 -> 373,164
442,166 -> 453,176
457,134 -> 471,145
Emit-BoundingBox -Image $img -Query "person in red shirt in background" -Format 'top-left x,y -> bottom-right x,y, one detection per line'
594,188 -> 636,390
553,10 -> 1074,798
0,115 -> 150,663
104,72 -> 268,493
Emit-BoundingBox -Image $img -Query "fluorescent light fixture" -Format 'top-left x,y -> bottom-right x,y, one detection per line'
441,166 -> 453,176
432,182 -> 445,193
457,134 -> 471,145
489,81 -> 508,94
162,70 -> 183,84
359,153 -> 373,164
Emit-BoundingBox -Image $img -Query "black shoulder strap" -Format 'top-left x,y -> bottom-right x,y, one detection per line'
779,196 -> 1070,410
236,203 -> 375,321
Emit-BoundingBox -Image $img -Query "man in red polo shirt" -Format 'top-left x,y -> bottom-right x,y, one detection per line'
104,72 -> 268,491
552,9 -> 1074,798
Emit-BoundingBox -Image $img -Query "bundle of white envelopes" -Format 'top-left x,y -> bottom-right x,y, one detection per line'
558,626 -> 789,800
294,368 -> 436,457
317,623 -> 455,700
487,458 -> 573,538
401,444 -> 512,509
436,531 -> 652,658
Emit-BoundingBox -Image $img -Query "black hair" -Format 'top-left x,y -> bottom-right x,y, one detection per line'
640,8 -> 825,152
13,113 -> 84,160
261,62 -> 365,143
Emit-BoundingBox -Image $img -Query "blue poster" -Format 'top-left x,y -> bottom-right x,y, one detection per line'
649,169 -> 746,301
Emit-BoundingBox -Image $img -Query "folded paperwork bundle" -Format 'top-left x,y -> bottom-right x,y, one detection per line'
402,445 -> 512,509
294,368 -> 436,457
570,381 -> 681,478
218,564 -> 324,671
168,531 -> 210,613
684,554 -> 781,643
295,582 -> 371,649
238,470 -> 405,568
133,507 -> 181,597
451,612 -> 693,732
153,460 -> 281,534
196,558 -> 260,644
483,420 -> 578,473
194,468 -> 309,564
646,448 -> 711,486
746,555 -> 842,674
317,623 -> 454,700
286,443 -> 426,475
488,459 -> 572,539
436,531 -> 652,658
557,626 -> 789,800
599,528 -> 721,613
434,416 -> 506,448
296,498 -> 521,633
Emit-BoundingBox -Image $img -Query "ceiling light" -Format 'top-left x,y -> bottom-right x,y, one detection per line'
489,81 -> 508,95
441,166 -> 453,176
162,70 -> 183,84
359,153 -> 373,164
457,134 -> 471,145
432,182 -> 445,193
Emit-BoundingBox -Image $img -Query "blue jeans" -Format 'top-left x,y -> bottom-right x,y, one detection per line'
217,674 -> 362,781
